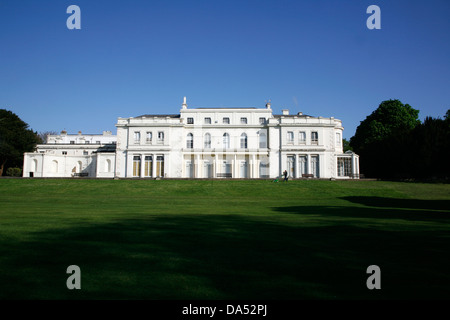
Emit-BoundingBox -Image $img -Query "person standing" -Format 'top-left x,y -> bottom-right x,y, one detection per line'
283,170 -> 288,182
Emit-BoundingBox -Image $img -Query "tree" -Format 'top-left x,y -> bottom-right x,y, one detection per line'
37,131 -> 58,144
342,138 -> 352,152
350,100 -> 420,178
0,109 -> 40,176
410,112 -> 450,180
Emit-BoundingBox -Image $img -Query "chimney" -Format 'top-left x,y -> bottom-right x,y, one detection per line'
182,96 -> 187,109
265,100 -> 271,109
282,109 -> 289,115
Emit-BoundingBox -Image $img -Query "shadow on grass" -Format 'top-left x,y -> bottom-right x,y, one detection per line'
340,196 -> 450,212
1,205 -> 449,300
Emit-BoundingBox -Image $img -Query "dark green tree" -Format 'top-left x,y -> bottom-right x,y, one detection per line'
342,138 -> 352,152
410,111 -> 450,180
0,109 -> 40,176
350,100 -> 420,178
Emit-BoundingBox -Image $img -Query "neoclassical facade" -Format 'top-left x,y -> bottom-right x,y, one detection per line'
23,98 -> 360,179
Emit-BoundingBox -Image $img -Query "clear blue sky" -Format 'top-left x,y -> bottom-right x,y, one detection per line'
1,0 -> 449,139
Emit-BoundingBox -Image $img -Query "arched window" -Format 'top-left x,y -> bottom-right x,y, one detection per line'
204,133 -> 211,149
223,133 -> 230,149
259,132 -> 267,148
32,159 -> 38,172
240,133 -> 247,149
187,133 -> 193,149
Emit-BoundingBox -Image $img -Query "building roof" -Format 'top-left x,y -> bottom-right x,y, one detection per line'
134,114 -> 181,119
273,114 -> 312,118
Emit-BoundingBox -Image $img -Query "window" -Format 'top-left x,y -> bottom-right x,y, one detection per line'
259,132 -> 267,148
146,132 -> 152,144
96,141 -> 101,144
156,155 -> 164,177
311,155 -> 320,177
240,133 -> 248,149
311,132 -> 319,145
299,132 -> 306,144
259,117 -> 266,124
299,156 -> 307,176
62,151 -> 67,155
204,133 -> 211,149
338,157 -> 352,177
187,117 -> 194,124
134,132 -> 141,144
157,131 -> 164,143
70,141 -> 75,144
133,155 -> 141,177
240,117 -> 248,124
85,141 -> 90,144
144,156 -> 152,177
223,133 -> 230,149
83,151 -> 88,155
287,131 -> 294,144
336,132 -> 341,146
223,117 -> 230,124
204,117 -> 211,124
186,133 -> 193,149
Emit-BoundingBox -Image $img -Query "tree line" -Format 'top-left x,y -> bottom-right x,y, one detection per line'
350,100 -> 450,180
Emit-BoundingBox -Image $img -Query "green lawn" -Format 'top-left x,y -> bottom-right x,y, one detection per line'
0,178 -> 449,299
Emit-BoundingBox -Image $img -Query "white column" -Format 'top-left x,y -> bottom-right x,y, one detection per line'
213,155 -> 217,178
306,154 -> 310,174
140,154 -> 145,178
152,153 -> 156,177
234,154 -> 237,178
351,153 -> 356,178
252,154 -> 256,178
196,154 -> 201,178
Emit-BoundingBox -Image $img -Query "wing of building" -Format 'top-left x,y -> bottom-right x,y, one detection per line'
23,98 -> 360,179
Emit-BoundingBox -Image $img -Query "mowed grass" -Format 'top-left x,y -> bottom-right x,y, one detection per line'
0,178 -> 449,300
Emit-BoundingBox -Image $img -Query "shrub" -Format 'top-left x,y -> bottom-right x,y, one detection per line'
6,167 -> 22,177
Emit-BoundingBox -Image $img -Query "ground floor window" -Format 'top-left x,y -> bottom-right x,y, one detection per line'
144,156 -> 152,177
259,162 -> 269,178
204,160 -> 212,178
240,160 -> 248,178
185,160 -> 193,178
156,155 -> 164,177
287,156 -> 295,178
298,156 -> 307,176
311,155 -> 319,178
133,156 -> 141,177
337,157 -> 352,177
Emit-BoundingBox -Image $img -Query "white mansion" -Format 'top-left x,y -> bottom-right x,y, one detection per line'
23,98 -> 360,179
